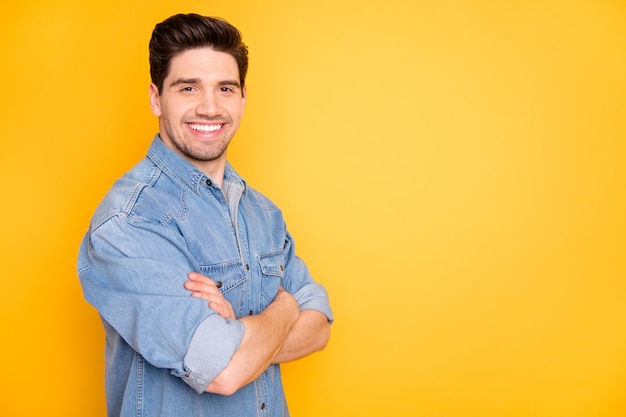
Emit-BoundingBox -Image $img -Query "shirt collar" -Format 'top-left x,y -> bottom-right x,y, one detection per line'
146,134 -> 246,194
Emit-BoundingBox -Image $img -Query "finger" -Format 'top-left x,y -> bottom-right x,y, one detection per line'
187,272 -> 215,284
184,280 -> 218,293
185,274 -> 235,318
190,290 -> 221,303
210,301 -> 236,319
185,273 -> 220,292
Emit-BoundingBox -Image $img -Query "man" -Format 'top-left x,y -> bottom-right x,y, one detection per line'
78,13 -> 333,417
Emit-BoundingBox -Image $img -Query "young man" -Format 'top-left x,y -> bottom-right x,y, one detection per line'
78,13 -> 333,416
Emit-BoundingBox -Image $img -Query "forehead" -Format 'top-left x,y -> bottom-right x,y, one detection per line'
167,47 -> 239,82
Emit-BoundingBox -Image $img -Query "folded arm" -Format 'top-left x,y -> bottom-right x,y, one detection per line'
186,275 -> 300,395
186,273 -> 331,370
271,309 -> 330,363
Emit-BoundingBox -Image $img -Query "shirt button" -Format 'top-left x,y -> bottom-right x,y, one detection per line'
245,264 -> 250,270
261,403 -> 266,410
280,265 -> 284,271
249,310 -> 253,315
205,179 -> 212,186
216,281 -> 223,289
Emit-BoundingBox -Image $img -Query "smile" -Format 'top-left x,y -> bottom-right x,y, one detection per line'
188,123 -> 223,132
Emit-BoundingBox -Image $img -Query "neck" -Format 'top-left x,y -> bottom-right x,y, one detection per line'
197,158 -> 227,188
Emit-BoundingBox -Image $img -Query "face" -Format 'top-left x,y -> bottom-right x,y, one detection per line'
149,47 -> 246,176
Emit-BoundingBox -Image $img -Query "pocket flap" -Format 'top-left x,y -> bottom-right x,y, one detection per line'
258,251 -> 285,278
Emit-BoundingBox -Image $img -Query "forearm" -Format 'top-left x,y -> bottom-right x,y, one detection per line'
204,288 -> 299,395
272,309 -> 331,364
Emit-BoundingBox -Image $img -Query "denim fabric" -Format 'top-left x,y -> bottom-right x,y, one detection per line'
78,135 -> 333,417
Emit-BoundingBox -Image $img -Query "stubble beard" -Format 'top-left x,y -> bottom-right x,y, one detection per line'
163,116 -> 234,163
177,135 -> 230,162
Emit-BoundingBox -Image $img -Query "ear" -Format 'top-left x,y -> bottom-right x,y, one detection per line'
149,83 -> 162,117
241,86 -> 247,113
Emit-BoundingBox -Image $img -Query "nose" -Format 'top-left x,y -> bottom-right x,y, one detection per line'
196,91 -> 220,117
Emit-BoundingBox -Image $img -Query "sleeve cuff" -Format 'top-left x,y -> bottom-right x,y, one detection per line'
179,315 -> 245,393
293,283 -> 334,324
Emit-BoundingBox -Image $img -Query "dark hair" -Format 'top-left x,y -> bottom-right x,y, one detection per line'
149,13 -> 248,93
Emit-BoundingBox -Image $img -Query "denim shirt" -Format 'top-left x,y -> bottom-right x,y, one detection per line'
77,135 -> 333,417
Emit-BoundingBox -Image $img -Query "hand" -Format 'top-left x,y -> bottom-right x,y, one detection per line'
184,272 -> 236,319
273,286 -> 300,323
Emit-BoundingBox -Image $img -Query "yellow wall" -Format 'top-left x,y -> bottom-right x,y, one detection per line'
1,1 -> 625,416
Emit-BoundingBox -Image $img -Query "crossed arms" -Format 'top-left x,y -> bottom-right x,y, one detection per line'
79,215 -> 332,397
184,272 -> 331,395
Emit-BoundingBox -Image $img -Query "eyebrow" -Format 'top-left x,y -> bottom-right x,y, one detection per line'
168,78 -> 241,89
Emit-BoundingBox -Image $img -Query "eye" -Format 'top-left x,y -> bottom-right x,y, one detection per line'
219,86 -> 235,93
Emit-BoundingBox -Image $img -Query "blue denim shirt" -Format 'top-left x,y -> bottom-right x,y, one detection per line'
78,135 -> 333,417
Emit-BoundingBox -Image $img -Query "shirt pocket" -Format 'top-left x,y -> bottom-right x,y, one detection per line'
258,249 -> 285,307
199,260 -> 247,315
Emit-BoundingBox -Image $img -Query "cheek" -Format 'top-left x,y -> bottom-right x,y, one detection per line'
232,103 -> 245,119
159,103 -> 188,122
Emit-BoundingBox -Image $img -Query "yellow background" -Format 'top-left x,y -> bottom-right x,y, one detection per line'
1,1 -> 625,416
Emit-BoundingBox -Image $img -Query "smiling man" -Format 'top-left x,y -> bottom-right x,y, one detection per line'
78,14 -> 332,417
149,47 -> 244,182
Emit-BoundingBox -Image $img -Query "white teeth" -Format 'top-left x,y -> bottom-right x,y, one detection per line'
189,123 -> 222,132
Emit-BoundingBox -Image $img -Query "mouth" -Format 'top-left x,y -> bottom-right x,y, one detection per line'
188,123 -> 223,133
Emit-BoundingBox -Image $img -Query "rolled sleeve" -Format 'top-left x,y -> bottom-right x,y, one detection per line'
280,230 -> 334,324
181,315 -> 245,393
292,282 -> 334,324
